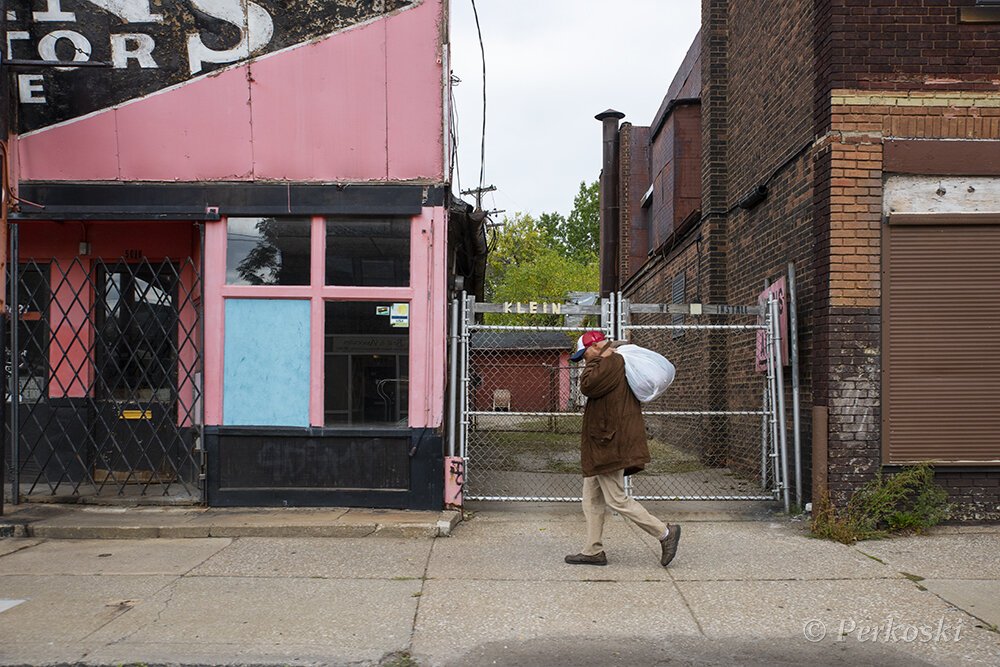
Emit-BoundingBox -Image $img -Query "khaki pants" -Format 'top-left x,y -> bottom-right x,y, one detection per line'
581,470 -> 667,555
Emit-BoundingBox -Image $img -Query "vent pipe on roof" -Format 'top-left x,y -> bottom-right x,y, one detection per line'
595,109 -> 625,297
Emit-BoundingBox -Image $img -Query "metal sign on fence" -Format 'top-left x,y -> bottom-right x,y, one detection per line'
450,292 -> 790,507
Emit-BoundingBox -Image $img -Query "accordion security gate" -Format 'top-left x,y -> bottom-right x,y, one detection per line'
458,293 -> 786,503
4,249 -> 203,501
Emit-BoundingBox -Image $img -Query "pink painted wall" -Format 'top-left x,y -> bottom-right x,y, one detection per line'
16,0 -> 444,184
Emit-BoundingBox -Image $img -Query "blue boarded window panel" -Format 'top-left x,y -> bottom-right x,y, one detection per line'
224,299 -> 310,426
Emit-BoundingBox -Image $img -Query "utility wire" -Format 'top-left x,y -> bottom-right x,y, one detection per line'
470,0 -> 487,197
450,74 -> 462,194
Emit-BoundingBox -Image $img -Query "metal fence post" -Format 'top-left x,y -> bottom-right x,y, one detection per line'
787,262 -> 802,508
761,342 -> 770,493
447,297 -> 460,458
770,297 -> 790,512
459,292 -> 473,461
0,312 -> 5,515
9,224 -> 18,505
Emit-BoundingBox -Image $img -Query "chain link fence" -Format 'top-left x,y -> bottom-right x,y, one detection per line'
459,295 -> 779,502
620,300 -> 775,500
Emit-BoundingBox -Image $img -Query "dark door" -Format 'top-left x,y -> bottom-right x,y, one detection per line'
93,262 -> 181,485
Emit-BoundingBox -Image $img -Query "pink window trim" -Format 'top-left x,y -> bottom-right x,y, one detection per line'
204,210 -> 442,429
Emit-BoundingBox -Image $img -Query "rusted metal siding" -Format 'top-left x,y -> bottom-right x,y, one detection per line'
883,214 -> 1000,464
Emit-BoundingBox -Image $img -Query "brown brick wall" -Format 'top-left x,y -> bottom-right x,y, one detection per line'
701,0 -> 729,306
619,123 -> 651,284
611,2 -> 1000,519
826,0 -> 1000,93
821,92 -> 1000,519
728,0 -> 816,204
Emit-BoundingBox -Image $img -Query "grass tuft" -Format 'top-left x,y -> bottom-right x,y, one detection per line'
810,464 -> 951,544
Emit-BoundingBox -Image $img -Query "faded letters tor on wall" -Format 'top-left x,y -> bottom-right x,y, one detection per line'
9,0 -> 416,133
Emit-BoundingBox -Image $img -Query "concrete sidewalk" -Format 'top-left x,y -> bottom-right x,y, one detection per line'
0,504 -> 998,666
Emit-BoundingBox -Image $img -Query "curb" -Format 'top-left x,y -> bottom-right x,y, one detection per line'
3,510 -> 463,540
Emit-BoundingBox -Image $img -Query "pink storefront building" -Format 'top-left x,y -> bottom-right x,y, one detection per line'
4,1 -> 456,509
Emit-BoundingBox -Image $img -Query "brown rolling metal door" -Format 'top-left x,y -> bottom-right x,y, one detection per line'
883,214 -> 1000,464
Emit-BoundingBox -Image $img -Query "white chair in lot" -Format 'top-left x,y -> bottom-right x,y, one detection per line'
492,388 -> 511,412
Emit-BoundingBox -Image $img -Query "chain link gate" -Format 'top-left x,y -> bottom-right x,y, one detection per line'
617,296 -> 780,501
456,293 -> 785,503
4,239 -> 204,501
458,294 -> 614,501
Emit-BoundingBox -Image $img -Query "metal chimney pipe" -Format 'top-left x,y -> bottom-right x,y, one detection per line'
595,109 -> 625,297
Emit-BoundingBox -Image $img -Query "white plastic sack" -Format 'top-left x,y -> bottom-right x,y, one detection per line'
617,344 -> 676,403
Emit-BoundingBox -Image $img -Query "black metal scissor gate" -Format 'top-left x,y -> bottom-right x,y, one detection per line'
4,250 -> 203,501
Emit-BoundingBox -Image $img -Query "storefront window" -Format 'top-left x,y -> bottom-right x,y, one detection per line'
325,301 -> 409,426
325,218 -> 410,286
226,217 -> 311,285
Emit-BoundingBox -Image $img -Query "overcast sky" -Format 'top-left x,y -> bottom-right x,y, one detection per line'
449,0 -> 701,219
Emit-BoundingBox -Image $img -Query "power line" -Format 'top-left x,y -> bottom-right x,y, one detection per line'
470,0 -> 486,196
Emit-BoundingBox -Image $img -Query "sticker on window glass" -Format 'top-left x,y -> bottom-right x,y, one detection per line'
390,303 -> 409,328
376,306 -> 390,316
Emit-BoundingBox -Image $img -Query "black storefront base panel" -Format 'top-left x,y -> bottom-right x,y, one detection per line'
204,427 -> 444,510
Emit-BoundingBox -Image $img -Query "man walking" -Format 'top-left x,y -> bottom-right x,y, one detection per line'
564,331 -> 681,567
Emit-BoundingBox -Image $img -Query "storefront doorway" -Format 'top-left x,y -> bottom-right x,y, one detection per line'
4,223 -> 203,501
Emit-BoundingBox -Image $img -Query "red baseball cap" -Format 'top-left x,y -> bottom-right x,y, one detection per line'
570,331 -> 607,362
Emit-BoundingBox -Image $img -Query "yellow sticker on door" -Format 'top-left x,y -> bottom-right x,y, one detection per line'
120,409 -> 153,420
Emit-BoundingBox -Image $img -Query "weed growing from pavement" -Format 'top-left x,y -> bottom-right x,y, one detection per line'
901,571 -> 929,590
810,464 -> 951,544
381,651 -> 419,667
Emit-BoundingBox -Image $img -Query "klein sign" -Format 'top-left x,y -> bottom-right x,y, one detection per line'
502,302 -> 563,315
7,0 -> 415,133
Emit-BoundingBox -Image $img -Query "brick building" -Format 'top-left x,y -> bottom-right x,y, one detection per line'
599,0 -> 1000,519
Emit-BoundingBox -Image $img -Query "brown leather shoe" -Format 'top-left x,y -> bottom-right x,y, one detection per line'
660,524 -> 681,567
564,551 -> 608,566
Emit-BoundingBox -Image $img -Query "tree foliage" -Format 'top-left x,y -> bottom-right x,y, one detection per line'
483,180 -> 601,324
535,180 -> 599,263
565,180 -> 600,262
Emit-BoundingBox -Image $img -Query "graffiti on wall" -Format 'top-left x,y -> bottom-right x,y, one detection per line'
7,0 -> 417,133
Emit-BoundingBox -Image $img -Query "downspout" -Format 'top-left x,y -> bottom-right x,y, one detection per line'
596,109 -> 625,297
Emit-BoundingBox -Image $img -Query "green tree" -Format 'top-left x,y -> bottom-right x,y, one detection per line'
565,180 -> 600,262
485,211 -> 599,325
536,211 -> 567,254
492,247 -> 599,305
531,181 -> 599,262
484,212 -> 548,302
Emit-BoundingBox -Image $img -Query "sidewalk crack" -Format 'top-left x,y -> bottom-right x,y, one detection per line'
406,534 -> 437,654
0,540 -> 44,559
80,575 -> 180,643
624,519 -> 705,636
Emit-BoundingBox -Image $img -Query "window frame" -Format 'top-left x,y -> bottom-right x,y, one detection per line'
215,215 -> 417,428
